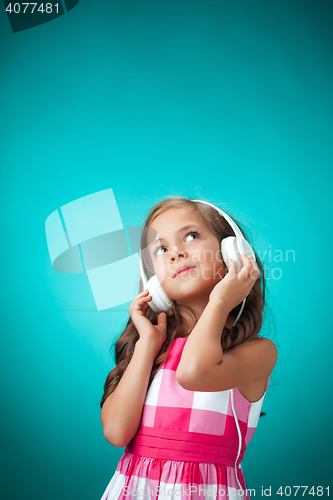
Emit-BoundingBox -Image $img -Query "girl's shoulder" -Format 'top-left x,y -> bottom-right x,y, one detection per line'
236,335 -> 277,363
241,334 -> 276,349
236,336 -> 277,403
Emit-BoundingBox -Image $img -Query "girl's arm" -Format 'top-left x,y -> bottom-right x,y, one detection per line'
176,297 -> 277,392
101,290 -> 167,448
101,337 -> 159,448
176,254 -> 277,391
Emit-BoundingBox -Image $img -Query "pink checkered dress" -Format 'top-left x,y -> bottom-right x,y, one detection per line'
100,336 -> 270,500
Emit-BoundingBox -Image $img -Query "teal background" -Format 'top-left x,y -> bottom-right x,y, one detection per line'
0,1 -> 332,499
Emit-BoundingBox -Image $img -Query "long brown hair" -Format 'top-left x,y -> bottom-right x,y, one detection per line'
100,196 -> 268,415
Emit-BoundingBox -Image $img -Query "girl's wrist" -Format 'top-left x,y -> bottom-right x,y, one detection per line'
208,295 -> 231,313
135,337 -> 162,361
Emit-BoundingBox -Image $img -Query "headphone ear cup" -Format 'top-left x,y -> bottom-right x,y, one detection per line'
221,236 -> 243,273
146,275 -> 173,313
238,238 -> 256,261
222,236 -> 256,274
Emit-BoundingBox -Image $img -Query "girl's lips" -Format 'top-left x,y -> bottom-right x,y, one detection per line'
174,267 -> 195,278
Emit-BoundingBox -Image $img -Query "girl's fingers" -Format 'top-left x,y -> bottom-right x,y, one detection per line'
241,254 -> 257,267
135,292 -> 151,303
240,254 -> 259,281
134,295 -> 151,309
241,254 -> 252,265
239,262 -> 249,281
130,291 -> 148,306
129,292 -> 152,314
138,293 -> 151,301
227,257 -> 236,269
227,258 -> 237,277
141,302 -> 150,314
247,256 -> 260,280
157,312 -> 167,330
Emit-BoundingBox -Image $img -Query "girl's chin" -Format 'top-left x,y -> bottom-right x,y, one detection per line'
166,286 -> 209,302
160,277 -> 210,297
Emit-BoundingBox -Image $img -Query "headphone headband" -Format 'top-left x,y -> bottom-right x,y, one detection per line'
192,199 -> 244,239
139,244 -> 149,289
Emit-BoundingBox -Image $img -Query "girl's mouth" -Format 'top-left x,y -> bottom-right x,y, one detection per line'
174,266 -> 195,278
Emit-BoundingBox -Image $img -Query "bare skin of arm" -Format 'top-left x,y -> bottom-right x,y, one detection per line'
101,290 -> 167,448
176,255 -> 277,392
176,303 -> 277,393
101,337 -> 161,448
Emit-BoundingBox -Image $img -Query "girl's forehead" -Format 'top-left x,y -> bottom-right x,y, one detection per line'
150,207 -> 205,230
146,207 -> 210,244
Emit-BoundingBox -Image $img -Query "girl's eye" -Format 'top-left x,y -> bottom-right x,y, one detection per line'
154,246 -> 167,257
153,231 -> 200,256
185,231 -> 200,241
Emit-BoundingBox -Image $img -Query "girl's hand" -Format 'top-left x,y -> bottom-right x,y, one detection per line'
128,290 -> 167,356
209,254 -> 260,312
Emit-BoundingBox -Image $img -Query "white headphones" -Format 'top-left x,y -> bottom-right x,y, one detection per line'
139,200 -> 256,327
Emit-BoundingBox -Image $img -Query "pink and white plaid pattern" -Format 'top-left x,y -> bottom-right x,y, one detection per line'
100,337 -> 270,500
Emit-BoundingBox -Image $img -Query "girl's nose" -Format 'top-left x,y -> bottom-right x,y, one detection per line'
169,247 -> 188,260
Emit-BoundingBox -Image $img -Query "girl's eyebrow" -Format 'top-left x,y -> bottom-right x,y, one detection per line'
152,224 -> 204,245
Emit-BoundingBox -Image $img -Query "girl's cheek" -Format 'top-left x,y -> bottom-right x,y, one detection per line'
191,250 -> 201,262
155,261 -> 167,281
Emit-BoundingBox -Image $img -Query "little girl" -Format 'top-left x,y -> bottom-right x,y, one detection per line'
99,196 -> 277,500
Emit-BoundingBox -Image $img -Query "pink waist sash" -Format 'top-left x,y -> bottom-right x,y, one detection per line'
125,426 -> 240,467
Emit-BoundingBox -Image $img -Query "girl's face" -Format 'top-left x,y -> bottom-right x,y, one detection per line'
147,207 -> 226,303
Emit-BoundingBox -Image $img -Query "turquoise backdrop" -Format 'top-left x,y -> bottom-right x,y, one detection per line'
0,1 -> 332,499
